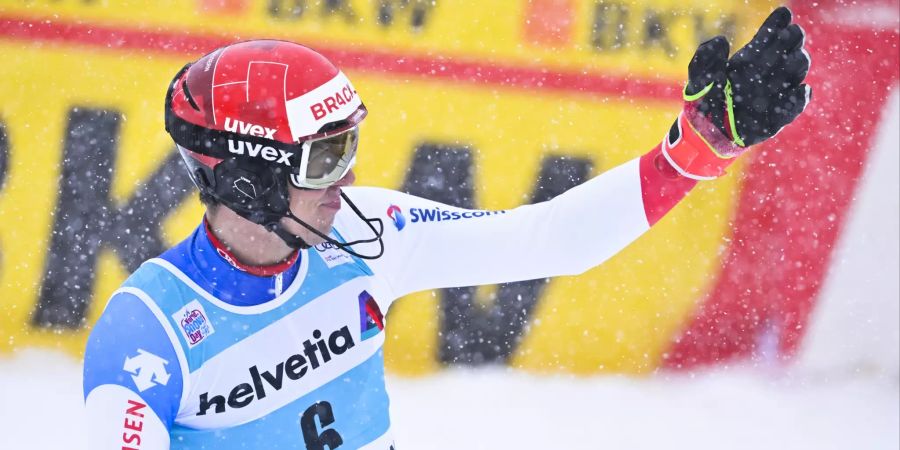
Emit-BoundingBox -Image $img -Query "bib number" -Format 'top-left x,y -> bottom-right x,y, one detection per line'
300,401 -> 343,449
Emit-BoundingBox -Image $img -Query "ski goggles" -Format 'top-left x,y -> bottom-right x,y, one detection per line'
288,126 -> 359,189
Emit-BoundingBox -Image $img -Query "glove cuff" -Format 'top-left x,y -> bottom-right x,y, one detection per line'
661,103 -> 745,180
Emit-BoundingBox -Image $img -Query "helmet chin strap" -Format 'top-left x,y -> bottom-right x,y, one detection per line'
268,192 -> 385,260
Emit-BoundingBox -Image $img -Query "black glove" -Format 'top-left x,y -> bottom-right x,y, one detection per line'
685,6 -> 811,147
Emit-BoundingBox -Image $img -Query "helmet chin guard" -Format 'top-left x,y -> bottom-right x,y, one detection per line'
165,40 -> 384,259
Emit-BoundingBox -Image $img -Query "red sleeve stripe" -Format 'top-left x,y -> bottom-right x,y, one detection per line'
639,144 -> 697,227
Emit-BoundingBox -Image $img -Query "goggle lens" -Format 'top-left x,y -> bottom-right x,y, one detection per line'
290,126 -> 359,189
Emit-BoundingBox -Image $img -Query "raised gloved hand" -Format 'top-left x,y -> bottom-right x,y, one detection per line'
662,6 -> 812,180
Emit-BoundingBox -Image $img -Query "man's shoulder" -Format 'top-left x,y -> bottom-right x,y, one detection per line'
120,261 -> 179,293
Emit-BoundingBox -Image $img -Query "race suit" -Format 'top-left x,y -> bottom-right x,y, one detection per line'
83,144 -> 697,449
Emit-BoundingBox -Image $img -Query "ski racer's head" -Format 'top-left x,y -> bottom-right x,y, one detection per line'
165,39 -> 381,254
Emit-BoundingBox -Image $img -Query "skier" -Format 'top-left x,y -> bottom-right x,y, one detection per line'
83,7 -> 810,449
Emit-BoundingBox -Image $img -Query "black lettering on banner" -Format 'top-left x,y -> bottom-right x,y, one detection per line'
0,118 -> 8,275
401,144 -> 593,365
591,4 -> 741,57
268,0 -> 308,20
28,0 -> 96,6
400,144 -> 477,364
268,0 -> 432,30
268,0 -> 356,22
590,2 -> 629,51
32,107 -> 196,328
489,155 -> 593,363
0,118 -> 7,191
377,0 -> 435,30
300,401 -> 343,450
641,9 -> 675,57
322,0 -> 357,22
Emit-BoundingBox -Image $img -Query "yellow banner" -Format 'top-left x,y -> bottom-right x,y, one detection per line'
3,0 -> 773,77
0,0 -> 774,374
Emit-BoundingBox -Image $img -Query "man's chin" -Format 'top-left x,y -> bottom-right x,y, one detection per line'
279,220 -> 335,246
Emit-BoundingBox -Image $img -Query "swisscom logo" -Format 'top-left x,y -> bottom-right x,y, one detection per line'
386,205 -> 406,231
387,204 -> 506,229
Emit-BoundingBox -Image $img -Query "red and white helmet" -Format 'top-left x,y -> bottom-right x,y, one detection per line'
166,40 -> 366,216
165,40 -> 382,254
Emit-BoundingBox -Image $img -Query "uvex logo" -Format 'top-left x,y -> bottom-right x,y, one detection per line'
224,117 -> 277,139
228,140 -> 294,166
196,326 -> 355,416
310,84 -> 356,120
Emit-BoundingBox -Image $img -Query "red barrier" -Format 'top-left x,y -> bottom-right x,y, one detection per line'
0,16 -> 679,102
665,0 -> 900,368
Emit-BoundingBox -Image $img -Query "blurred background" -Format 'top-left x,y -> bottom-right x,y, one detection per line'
0,0 -> 897,448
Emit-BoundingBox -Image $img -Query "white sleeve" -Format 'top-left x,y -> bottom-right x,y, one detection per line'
86,384 -> 170,450
335,157 -> 650,300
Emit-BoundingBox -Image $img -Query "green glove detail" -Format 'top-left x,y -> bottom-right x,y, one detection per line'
685,6 -> 812,148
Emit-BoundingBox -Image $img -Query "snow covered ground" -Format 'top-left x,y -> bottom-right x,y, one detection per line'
797,88 -> 900,378
0,349 -> 897,450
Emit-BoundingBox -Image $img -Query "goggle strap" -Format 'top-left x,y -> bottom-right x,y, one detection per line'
339,191 -> 386,246
295,141 -> 313,187
166,112 -> 305,164
270,224 -> 311,250
272,192 -> 385,260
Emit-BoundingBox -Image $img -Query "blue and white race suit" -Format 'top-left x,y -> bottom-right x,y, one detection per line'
83,152 -> 692,449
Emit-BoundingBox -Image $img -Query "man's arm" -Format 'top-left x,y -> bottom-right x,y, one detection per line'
84,292 -> 185,449
341,133 -> 694,298
339,7 -> 810,300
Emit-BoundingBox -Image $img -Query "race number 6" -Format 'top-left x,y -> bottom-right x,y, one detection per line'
300,401 -> 343,449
